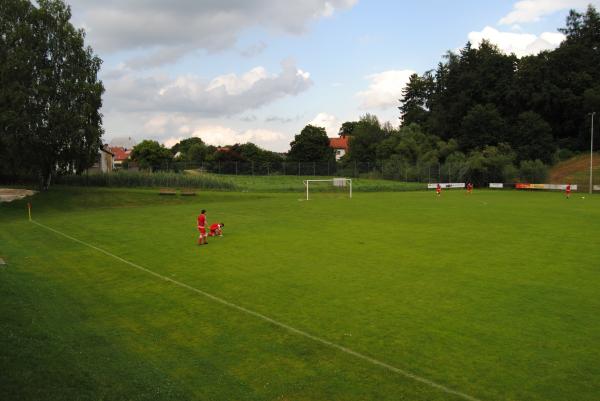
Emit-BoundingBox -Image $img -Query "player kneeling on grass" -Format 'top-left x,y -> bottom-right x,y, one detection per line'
466,182 -> 473,194
209,222 -> 224,237
197,209 -> 208,245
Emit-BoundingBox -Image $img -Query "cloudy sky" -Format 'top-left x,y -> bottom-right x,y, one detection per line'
67,0 -> 599,151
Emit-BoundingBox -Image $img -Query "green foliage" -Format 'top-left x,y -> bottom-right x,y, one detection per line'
288,125 -> 334,162
459,104 -> 506,150
346,114 -> 387,162
171,137 -> 206,157
56,170 -> 236,189
511,111 -> 555,163
519,159 -> 549,182
187,143 -> 209,163
130,140 -> 173,171
0,0 -> 104,188
400,6 -> 600,160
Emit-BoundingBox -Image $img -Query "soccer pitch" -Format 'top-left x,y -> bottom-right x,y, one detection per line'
1,187 -> 599,401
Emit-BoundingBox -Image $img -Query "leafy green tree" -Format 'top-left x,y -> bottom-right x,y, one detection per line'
459,104 -> 506,150
347,114 -> 386,162
511,111 -> 555,163
171,137 -> 205,157
288,125 -> 334,162
130,140 -> 173,171
0,0 -> 104,188
338,121 -> 358,136
519,159 -> 549,182
187,143 -> 209,163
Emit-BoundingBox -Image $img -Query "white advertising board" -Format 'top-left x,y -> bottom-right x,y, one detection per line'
489,183 -> 503,188
427,183 -> 465,189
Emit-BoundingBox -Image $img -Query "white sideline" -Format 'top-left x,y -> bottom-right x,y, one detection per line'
31,220 -> 482,401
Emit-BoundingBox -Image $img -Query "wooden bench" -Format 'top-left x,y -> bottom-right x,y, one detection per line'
159,187 -> 176,195
180,188 -> 196,196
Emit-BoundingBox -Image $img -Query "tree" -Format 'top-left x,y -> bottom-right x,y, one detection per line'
510,111 -> 555,163
187,143 -> 208,164
171,137 -> 205,157
459,104 -> 506,150
130,140 -> 172,171
338,121 -> 358,136
0,0 -> 104,188
346,114 -> 386,162
400,72 -> 434,127
288,125 -> 334,162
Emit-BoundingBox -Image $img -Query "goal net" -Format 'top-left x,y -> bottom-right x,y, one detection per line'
303,178 -> 352,200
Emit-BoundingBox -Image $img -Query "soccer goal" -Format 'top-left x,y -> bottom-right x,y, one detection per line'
303,178 -> 352,200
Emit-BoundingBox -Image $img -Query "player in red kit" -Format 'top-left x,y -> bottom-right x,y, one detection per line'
436,183 -> 441,196
565,183 -> 571,199
209,222 -> 224,237
197,209 -> 208,245
467,182 -> 473,194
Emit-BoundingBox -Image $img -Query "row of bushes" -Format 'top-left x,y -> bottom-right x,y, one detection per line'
55,171 -> 237,190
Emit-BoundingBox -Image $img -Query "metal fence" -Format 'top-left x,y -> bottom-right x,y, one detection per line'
121,160 -> 477,183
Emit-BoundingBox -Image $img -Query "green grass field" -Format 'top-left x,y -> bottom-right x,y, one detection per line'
1,186 -> 600,400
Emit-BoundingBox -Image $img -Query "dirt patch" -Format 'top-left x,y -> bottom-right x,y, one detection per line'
0,188 -> 38,203
549,153 -> 600,182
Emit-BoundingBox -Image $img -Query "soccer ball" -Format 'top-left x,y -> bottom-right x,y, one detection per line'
581,196 -> 585,199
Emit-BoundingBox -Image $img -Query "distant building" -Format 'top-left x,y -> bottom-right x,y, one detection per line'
87,145 -> 114,173
109,146 -> 131,169
109,136 -> 137,149
329,134 -> 350,161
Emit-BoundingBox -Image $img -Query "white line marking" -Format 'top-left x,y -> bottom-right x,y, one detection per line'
32,220 -> 482,401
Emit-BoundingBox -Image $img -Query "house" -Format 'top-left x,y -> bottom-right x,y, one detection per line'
329,134 -> 350,161
87,145 -> 114,173
109,146 -> 131,169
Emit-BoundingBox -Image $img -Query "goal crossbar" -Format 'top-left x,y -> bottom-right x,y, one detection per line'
303,178 -> 352,200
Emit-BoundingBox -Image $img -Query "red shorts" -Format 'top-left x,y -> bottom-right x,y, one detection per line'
198,226 -> 206,236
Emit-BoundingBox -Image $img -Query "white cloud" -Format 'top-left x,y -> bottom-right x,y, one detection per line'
142,114 -> 285,149
356,70 -> 415,110
499,0 -> 593,25
162,126 -> 285,148
468,26 -> 565,57
70,0 -> 357,58
309,113 -> 340,136
104,60 -> 312,117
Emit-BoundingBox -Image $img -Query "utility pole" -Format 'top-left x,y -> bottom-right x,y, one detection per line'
591,112 -> 596,194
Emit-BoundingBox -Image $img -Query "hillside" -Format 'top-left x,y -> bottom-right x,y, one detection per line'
549,153 -> 600,190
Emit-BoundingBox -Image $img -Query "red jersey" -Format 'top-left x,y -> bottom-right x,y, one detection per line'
210,223 -> 219,231
566,185 -> 571,192
436,184 -> 441,192
197,214 -> 206,227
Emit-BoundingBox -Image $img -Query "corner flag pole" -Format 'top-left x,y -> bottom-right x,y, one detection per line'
27,202 -> 31,221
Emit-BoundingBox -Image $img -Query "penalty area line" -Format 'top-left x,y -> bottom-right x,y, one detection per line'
31,219 -> 482,401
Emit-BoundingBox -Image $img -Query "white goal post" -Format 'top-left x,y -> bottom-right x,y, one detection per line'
303,178 -> 352,200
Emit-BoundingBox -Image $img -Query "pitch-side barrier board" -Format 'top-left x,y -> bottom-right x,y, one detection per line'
489,183 -> 578,191
427,183 -> 465,189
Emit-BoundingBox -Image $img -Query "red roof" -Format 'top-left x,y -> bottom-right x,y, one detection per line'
109,146 -> 131,161
329,135 -> 349,151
